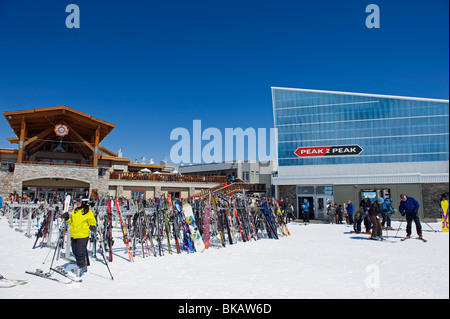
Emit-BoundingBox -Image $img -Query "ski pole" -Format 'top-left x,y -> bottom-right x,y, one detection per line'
421,218 -> 438,232
97,230 -> 114,280
395,217 -> 405,238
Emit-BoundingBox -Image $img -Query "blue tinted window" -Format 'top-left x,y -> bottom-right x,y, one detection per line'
272,88 -> 449,166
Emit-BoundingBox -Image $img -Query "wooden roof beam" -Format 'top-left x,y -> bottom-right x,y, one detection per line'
24,126 -> 55,147
68,126 -> 94,151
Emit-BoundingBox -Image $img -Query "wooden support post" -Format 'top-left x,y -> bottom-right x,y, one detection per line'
93,126 -> 100,167
17,118 -> 26,163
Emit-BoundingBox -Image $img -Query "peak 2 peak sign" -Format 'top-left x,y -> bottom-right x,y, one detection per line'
294,145 -> 363,158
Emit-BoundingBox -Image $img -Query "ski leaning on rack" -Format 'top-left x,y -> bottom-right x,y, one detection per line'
168,195 -> 181,254
212,197 -> 226,247
202,202 -> 211,249
115,199 -> 134,262
105,198 -> 114,262
49,195 -> 71,270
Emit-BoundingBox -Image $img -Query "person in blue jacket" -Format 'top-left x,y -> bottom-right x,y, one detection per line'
346,200 -> 354,224
398,194 -> 422,239
301,199 -> 310,224
380,197 -> 394,230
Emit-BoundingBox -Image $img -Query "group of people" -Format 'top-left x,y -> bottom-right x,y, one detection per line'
349,194 -> 422,240
296,193 -> 423,241
325,202 -> 345,224
278,198 -> 296,223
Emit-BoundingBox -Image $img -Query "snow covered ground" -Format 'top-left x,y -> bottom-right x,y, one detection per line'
0,216 -> 448,299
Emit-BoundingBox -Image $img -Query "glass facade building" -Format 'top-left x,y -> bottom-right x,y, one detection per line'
272,87 -> 449,167
272,87 -> 449,220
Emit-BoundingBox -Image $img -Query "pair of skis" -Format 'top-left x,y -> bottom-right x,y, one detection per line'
401,236 -> 427,242
25,267 -> 82,284
115,199 -> 134,262
0,274 -> 28,288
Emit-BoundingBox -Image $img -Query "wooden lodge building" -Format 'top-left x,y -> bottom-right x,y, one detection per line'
0,106 -> 232,201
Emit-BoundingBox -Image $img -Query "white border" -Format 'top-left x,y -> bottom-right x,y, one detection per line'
271,87 -> 449,103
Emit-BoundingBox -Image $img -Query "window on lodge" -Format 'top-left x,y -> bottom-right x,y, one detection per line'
0,159 -> 16,172
360,188 -> 391,202
36,158 -> 81,165
297,186 -> 334,195
21,187 -> 89,202
169,192 -> 181,199
42,141 -> 76,153
131,191 -> 145,199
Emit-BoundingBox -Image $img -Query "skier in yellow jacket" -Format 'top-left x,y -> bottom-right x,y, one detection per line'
63,197 -> 96,277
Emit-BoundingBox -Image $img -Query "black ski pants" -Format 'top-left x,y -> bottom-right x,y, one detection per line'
71,237 -> 89,268
302,211 -> 310,223
405,214 -> 422,236
354,218 -> 362,233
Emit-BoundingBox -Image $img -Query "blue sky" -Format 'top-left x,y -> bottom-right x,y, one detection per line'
0,0 -> 448,164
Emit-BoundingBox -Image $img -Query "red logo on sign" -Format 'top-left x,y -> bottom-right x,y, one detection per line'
54,124 -> 69,137
294,146 -> 331,157
294,145 -> 363,158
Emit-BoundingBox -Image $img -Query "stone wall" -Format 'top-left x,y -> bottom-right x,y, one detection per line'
94,170 -> 110,197
11,163 -> 102,196
0,171 -> 14,200
422,182 -> 449,219
278,185 -> 297,213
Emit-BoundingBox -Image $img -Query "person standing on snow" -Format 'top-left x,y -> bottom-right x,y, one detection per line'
359,197 -> 372,234
346,200 -> 354,224
63,197 -> 96,277
301,199 -> 310,224
368,198 -> 384,240
380,197 -> 394,230
353,207 -> 364,233
285,202 -> 296,223
399,194 -> 423,239
327,202 -> 336,224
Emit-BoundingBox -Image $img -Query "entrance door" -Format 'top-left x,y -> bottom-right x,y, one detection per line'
57,188 -> 73,202
316,196 -> 334,220
298,196 -> 314,220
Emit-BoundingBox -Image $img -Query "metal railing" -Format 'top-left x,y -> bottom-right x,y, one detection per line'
109,171 -> 226,184
188,182 -> 267,200
21,161 -> 93,168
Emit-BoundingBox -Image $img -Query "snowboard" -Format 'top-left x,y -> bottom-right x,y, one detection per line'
183,203 -> 205,253
202,202 -> 211,249
441,199 -> 449,232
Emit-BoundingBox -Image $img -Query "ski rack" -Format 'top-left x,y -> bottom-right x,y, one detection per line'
2,201 -> 76,256
4,195 -> 289,267
5,203 -> 42,237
